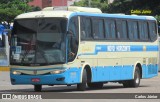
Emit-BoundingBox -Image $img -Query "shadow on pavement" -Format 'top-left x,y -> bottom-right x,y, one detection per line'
0,84 -> 149,93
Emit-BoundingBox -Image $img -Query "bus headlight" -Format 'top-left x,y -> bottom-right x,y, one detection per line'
12,71 -> 21,75
50,70 -> 65,74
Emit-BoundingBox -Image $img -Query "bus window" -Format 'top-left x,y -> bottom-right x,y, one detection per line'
105,19 -> 116,39
68,17 -> 79,62
11,18 -> 67,65
139,21 -> 149,40
93,19 -> 104,39
133,21 -> 139,40
80,17 -> 92,39
149,22 -> 157,41
122,20 -> 128,39
116,20 -> 122,39
128,21 -> 138,40
116,20 -> 128,39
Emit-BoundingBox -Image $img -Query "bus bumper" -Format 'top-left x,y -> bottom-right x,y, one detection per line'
10,68 -> 81,85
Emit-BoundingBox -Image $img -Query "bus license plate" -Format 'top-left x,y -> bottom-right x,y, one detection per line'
31,78 -> 40,82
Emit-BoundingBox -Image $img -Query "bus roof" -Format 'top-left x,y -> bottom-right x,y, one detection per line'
15,6 -> 156,21
76,12 -> 156,20
15,11 -> 74,19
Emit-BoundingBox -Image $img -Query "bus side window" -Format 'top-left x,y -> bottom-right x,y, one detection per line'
122,20 -> 128,39
105,19 -> 116,39
149,22 -> 157,41
80,17 -> 92,39
128,21 -> 138,40
93,19 -> 104,39
68,17 -> 79,62
139,21 -> 149,41
116,19 -> 128,39
133,21 -> 139,40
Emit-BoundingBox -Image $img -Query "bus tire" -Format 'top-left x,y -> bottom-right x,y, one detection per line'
34,85 -> 42,92
130,67 -> 141,87
77,69 -> 87,91
123,67 -> 141,88
88,82 -> 103,89
122,81 -> 130,88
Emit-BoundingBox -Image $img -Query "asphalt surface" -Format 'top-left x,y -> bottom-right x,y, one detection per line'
0,71 -> 159,102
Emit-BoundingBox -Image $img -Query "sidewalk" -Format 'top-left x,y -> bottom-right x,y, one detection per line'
0,71 -> 11,85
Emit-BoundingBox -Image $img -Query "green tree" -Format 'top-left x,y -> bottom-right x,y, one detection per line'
106,0 -> 160,25
0,0 -> 33,28
106,0 -> 160,15
73,0 -> 108,13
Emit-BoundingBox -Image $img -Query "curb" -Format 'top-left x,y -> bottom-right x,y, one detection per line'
0,66 -> 10,71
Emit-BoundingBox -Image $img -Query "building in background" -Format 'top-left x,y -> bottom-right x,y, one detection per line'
28,0 -> 67,9
52,0 -> 67,6
28,0 -> 114,9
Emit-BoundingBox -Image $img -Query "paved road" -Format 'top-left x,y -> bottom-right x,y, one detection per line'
0,71 -> 159,102
0,72 -> 160,93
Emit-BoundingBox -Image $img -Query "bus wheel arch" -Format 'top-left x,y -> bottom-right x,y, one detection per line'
134,62 -> 142,79
80,63 -> 92,83
131,62 -> 142,87
77,64 -> 92,91
85,65 -> 92,83
123,62 -> 142,88
131,64 -> 141,87
136,63 -> 142,79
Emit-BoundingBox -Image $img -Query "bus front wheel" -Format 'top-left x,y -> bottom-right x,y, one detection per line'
77,69 -> 87,91
34,85 -> 42,92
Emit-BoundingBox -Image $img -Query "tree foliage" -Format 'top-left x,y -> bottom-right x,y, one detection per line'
74,0 -> 160,23
0,0 -> 39,28
73,0 -> 108,13
106,0 -> 160,15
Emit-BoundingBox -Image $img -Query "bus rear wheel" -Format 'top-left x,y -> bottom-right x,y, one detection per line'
77,69 -> 87,91
130,67 -> 141,87
123,67 -> 141,88
34,85 -> 42,92
88,82 -> 103,89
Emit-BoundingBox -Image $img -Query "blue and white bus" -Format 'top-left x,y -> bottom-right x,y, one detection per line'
10,6 -> 159,91
0,24 -> 10,69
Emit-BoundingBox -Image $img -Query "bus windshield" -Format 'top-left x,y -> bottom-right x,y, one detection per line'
10,18 -> 67,66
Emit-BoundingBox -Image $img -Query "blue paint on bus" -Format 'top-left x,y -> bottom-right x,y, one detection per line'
78,45 -> 159,56
10,64 -> 158,85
